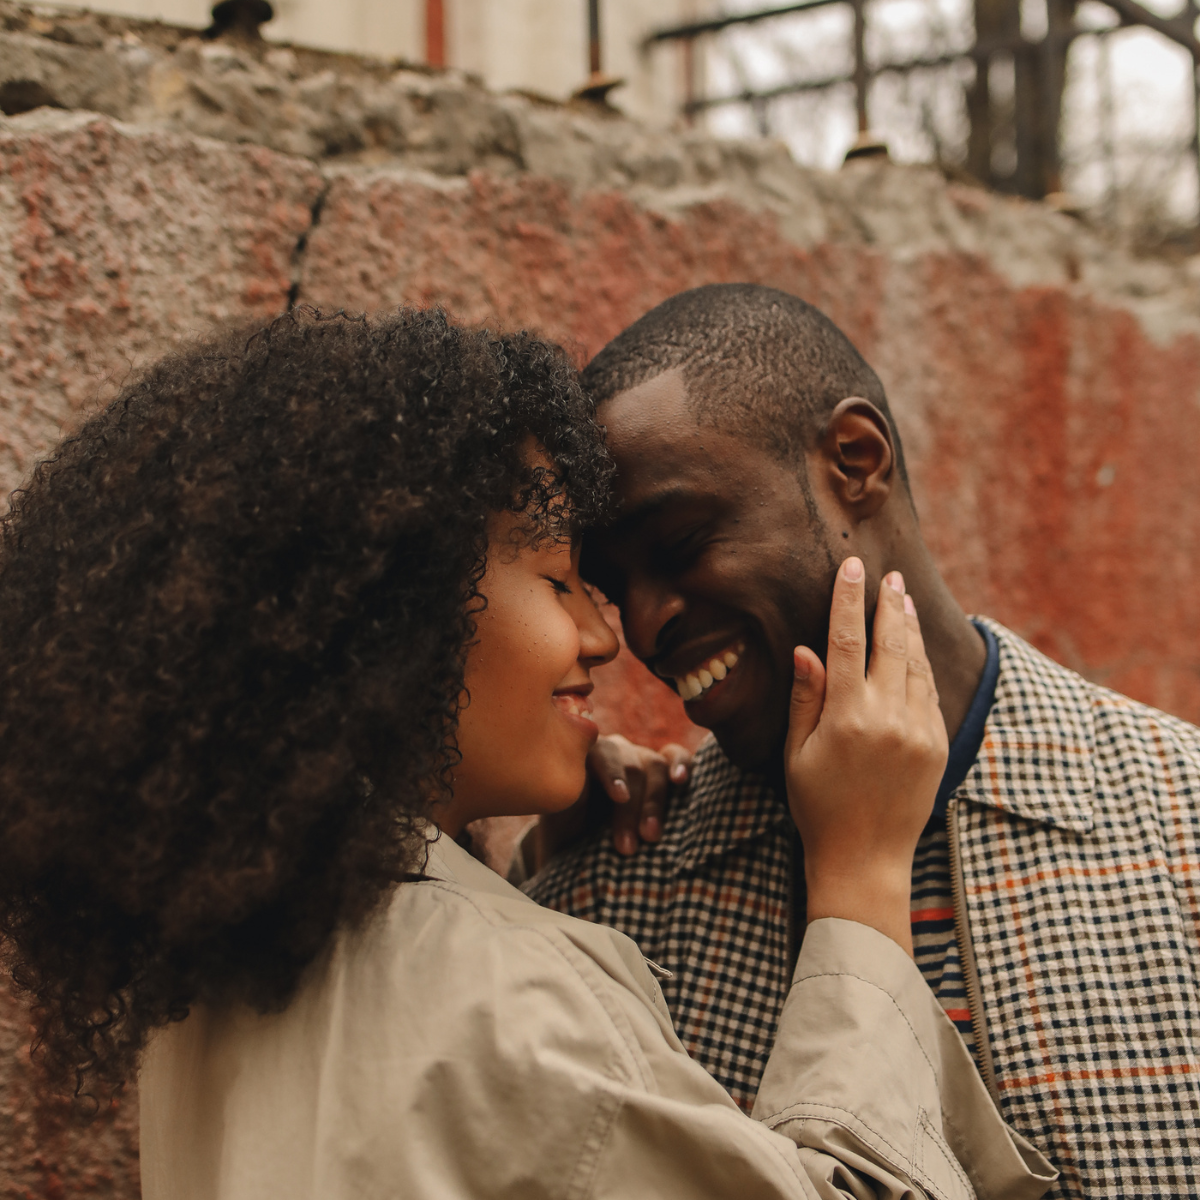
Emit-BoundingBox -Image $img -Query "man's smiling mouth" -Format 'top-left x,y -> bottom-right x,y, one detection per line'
673,642 -> 745,701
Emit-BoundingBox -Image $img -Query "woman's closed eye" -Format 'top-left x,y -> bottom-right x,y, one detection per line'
544,576 -> 572,595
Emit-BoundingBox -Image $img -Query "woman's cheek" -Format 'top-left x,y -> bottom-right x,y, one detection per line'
548,606 -> 584,673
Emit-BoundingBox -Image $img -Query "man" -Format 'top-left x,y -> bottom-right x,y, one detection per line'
525,284 -> 1200,1200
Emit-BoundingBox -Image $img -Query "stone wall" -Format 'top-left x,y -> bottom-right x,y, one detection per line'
2,3 -> 1200,1193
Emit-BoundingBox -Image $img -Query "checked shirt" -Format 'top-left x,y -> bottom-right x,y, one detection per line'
525,620 -> 1200,1200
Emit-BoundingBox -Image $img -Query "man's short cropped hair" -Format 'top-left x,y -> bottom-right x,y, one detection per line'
583,283 -> 908,483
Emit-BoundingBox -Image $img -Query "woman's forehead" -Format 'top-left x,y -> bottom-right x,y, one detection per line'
485,507 -> 577,563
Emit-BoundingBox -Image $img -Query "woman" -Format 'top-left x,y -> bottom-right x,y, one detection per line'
0,308 -> 1051,1199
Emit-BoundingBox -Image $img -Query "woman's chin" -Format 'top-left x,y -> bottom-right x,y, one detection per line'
520,767 -> 591,820
450,736 -> 591,824
545,788 -> 588,816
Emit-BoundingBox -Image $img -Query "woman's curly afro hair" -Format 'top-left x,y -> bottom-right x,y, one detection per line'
0,306 -> 612,1100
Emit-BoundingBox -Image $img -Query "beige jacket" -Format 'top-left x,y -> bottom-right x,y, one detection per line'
139,834 -> 1054,1200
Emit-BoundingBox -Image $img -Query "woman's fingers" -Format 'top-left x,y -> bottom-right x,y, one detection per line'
534,730 -> 693,863
609,767 -> 646,855
900,595 -> 933,688
660,742 -> 692,787
785,564 -> 948,955
903,595 -> 949,751
589,734 -> 683,855
785,645 -> 827,759
868,571 -> 910,701
635,744 -> 692,843
824,557 -> 869,700
589,735 -> 636,804
636,757 -> 670,844
902,594 -> 931,707
587,735 -> 640,855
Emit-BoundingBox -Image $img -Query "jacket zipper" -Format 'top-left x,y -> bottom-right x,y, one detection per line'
947,797 -> 1001,1104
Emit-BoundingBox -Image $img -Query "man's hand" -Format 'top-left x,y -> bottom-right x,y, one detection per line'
529,735 -> 692,872
784,557 -> 948,954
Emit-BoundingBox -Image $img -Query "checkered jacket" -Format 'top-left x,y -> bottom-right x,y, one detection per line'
525,620 -> 1200,1199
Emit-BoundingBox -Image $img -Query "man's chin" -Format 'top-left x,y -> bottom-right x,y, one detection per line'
708,715 -> 786,775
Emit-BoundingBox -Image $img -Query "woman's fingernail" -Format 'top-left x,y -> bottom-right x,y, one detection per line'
793,649 -> 811,679
611,778 -> 630,799
617,831 -> 636,855
642,817 -> 661,841
843,557 -> 864,582
886,571 -> 905,594
670,763 -> 687,783
904,594 -> 916,615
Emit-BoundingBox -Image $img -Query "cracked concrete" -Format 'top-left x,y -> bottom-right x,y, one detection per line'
0,0 -> 1198,338
286,179 -> 331,309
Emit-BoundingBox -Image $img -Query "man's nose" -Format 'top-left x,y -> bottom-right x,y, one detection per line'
620,578 -> 685,662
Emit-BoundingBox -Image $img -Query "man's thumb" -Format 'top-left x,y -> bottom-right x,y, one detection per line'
786,646 -> 826,756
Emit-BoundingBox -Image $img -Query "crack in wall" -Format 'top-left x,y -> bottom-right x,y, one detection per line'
287,179 -> 330,311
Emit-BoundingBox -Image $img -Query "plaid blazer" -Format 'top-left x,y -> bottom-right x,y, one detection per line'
526,620 -> 1200,1199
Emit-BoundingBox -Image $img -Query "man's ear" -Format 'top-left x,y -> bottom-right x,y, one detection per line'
814,398 -> 895,516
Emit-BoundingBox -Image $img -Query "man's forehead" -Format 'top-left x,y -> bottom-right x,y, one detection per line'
604,428 -> 733,530
602,482 -> 713,539
596,365 -> 805,531
598,367 -> 697,443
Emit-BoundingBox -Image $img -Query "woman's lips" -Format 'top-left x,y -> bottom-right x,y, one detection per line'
552,690 -> 600,740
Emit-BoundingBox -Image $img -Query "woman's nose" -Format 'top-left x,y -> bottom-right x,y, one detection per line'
576,592 -> 620,667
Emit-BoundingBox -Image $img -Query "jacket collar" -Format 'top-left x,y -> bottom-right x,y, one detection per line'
956,618 -> 1096,834
662,737 -> 791,875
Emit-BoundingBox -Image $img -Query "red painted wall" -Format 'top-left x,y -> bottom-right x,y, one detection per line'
2,115 -> 1199,1195
300,167 -> 1200,731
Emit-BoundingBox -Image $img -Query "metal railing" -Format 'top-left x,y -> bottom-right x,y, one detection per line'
642,0 -> 1200,218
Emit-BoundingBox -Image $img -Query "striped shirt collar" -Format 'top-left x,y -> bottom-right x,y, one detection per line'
932,621 -> 1000,821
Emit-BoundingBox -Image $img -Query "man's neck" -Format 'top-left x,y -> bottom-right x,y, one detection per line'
904,565 -> 988,743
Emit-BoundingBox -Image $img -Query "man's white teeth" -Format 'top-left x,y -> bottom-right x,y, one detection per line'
676,645 -> 743,701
